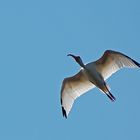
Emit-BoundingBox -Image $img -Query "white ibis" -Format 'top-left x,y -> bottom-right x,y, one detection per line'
61,50 -> 140,118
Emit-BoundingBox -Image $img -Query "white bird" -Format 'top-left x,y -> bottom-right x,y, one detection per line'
61,50 -> 140,118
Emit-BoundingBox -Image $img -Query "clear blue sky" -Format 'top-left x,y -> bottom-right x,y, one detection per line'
0,0 -> 140,139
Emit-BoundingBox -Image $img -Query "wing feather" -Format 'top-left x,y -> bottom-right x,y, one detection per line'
95,50 -> 140,80
61,69 -> 95,118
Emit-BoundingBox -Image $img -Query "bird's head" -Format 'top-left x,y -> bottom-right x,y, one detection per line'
67,54 -> 85,68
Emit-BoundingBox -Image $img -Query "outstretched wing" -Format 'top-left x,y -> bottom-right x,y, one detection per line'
61,69 -> 95,118
95,50 -> 140,80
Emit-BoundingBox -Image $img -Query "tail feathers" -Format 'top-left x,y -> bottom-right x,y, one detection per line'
103,82 -> 116,102
106,84 -> 111,91
106,91 -> 116,102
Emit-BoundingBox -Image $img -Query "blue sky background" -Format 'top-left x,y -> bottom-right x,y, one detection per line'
0,0 -> 140,139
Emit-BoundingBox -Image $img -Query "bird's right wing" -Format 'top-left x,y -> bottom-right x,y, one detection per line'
61,69 -> 95,118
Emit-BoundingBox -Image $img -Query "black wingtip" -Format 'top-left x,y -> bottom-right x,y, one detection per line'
62,106 -> 67,119
122,53 -> 140,68
132,59 -> 140,68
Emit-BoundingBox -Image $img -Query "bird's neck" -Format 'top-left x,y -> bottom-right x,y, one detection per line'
77,59 -> 86,68
80,63 -> 86,68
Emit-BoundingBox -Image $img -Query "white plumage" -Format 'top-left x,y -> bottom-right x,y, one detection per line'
61,50 -> 140,118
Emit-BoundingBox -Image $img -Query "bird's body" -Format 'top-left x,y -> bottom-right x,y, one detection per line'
86,64 -> 105,88
61,50 -> 140,118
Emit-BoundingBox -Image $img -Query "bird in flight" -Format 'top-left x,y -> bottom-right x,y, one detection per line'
61,50 -> 140,118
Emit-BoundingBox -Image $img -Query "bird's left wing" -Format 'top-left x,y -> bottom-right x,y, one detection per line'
94,50 -> 140,80
61,69 -> 95,118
